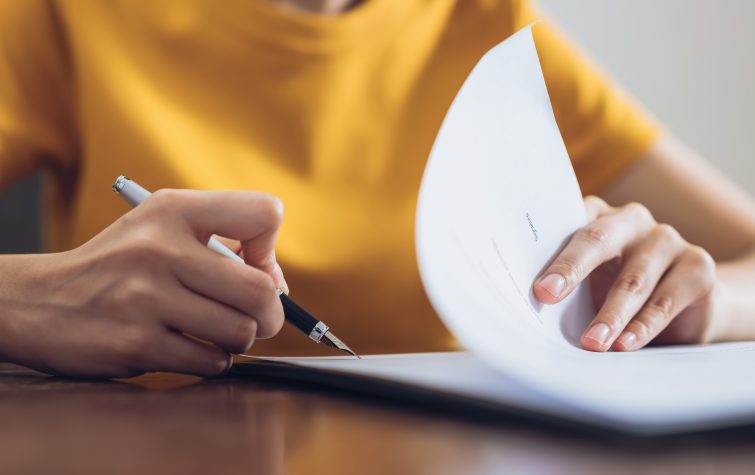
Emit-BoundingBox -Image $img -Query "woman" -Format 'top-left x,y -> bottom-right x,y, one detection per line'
1,0 -> 754,377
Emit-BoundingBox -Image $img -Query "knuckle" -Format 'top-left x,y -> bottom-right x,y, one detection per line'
583,195 -> 608,213
256,193 -> 284,228
616,270 -> 646,295
146,188 -> 188,209
119,222 -> 178,265
654,223 -> 682,243
629,318 -> 654,341
583,195 -> 606,207
126,235 -> 170,265
686,245 -> 715,270
111,326 -> 154,366
624,202 -> 654,223
627,296 -> 674,342
231,318 -> 258,353
687,246 -> 717,289
646,295 -> 674,320
259,256 -> 277,275
112,278 -> 159,310
576,225 -> 611,249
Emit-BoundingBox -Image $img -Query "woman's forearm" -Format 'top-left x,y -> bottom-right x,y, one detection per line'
711,250 -> 755,342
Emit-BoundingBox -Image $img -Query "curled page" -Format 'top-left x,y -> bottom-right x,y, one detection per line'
417,24 -> 594,370
416,25 -> 755,429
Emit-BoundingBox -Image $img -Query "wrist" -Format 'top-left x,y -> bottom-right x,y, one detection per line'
0,299 -> 32,365
701,281 -> 732,343
711,259 -> 755,342
0,254 -> 46,300
0,253 -> 60,366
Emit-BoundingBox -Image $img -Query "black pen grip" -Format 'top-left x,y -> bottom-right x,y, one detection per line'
279,293 -> 319,336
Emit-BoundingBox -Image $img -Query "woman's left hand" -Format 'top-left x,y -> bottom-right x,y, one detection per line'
533,196 -> 718,352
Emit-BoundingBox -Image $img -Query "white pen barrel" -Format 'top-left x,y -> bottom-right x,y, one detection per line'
118,179 -> 151,208
208,237 -> 245,264
115,176 -> 245,264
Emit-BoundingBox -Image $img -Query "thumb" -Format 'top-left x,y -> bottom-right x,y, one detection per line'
158,189 -> 288,289
242,243 -> 288,293
238,201 -> 287,291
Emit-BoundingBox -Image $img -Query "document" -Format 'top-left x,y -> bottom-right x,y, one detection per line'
234,25 -> 755,435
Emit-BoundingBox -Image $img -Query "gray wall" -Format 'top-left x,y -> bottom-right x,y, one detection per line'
1,1 -> 752,252
540,0 -> 755,193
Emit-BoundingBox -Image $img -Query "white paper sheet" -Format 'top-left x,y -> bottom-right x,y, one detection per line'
269,347 -> 755,434
414,24 -> 755,431
258,25 -> 755,435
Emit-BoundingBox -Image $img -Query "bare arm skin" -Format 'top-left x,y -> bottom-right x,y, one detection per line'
603,134 -> 755,261
534,133 -> 755,350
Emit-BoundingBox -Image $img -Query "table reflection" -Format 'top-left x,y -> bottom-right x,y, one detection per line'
1,364 -> 754,475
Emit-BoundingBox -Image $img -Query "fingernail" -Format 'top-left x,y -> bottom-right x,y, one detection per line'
616,331 -> 637,351
538,274 -> 566,298
584,323 -> 610,348
218,354 -> 234,377
272,262 -> 289,294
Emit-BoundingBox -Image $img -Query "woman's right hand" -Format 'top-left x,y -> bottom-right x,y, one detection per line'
0,189 -> 287,378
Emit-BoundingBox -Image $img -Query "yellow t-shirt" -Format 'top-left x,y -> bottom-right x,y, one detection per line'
0,0 -> 658,355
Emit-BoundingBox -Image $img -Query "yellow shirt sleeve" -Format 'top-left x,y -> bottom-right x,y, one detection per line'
516,2 -> 661,195
0,0 -> 77,188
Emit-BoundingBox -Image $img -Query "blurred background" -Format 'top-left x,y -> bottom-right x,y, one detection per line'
1,0 -> 753,253
541,0 -> 755,190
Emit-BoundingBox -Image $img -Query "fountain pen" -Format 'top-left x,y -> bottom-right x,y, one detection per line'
112,175 -> 359,358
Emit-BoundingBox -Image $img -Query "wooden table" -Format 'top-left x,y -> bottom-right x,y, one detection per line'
1,362 -> 754,475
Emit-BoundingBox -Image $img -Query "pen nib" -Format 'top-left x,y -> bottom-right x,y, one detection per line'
321,332 -> 361,359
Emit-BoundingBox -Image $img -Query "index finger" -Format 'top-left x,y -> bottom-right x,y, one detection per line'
146,189 -> 283,242
144,189 -> 284,275
533,204 -> 654,304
